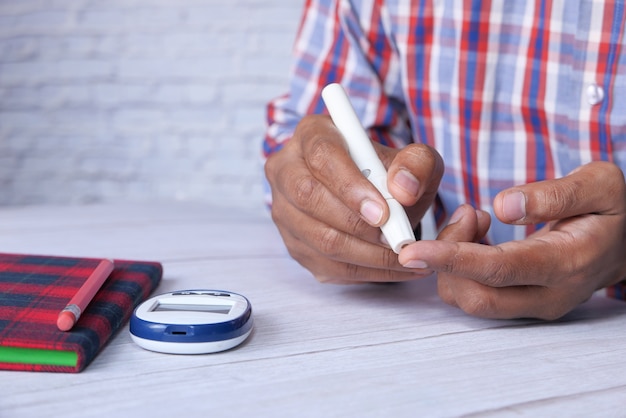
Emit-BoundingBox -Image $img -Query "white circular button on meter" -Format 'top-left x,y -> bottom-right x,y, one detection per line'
130,290 -> 253,354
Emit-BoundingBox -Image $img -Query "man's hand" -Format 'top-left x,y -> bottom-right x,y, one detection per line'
399,161 -> 626,319
264,114 -> 443,284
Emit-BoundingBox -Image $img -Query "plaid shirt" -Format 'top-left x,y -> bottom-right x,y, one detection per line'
263,0 -> 626,298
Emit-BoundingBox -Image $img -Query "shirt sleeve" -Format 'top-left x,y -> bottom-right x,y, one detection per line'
263,0 -> 414,159
606,280 -> 626,301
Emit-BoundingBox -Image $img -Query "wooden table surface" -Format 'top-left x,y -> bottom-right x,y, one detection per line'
1,203 -> 625,417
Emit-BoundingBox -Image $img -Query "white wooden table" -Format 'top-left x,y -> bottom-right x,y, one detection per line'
1,203 -> 625,417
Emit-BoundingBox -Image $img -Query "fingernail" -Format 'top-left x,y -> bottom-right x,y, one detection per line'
448,207 -> 465,225
502,191 -> 526,221
360,199 -> 384,225
393,169 -> 420,197
403,259 -> 429,269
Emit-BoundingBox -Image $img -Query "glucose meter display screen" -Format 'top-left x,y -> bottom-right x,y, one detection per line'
152,302 -> 232,314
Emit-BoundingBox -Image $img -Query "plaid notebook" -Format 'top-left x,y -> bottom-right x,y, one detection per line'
0,253 -> 162,373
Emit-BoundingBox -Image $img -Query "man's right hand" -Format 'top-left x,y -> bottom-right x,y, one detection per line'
264,114 -> 444,284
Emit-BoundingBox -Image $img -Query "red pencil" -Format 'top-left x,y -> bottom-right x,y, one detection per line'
57,259 -> 115,332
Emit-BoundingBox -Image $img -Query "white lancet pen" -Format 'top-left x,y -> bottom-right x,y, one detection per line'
321,83 -> 416,254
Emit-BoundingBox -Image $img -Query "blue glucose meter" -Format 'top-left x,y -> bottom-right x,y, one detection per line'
130,290 -> 253,354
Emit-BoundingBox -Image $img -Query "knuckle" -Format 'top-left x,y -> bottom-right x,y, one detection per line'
306,136 -> 335,174
344,211 -> 369,237
405,144 -> 436,167
594,161 -> 625,184
344,261 -> 362,281
477,246 -> 518,287
264,138 -> 298,183
317,227 -> 345,258
485,260 -> 518,287
379,247 -> 397,269
297,114 -> 327,134
541,184 -> 577,217
290,174 -> 319,209
263,152 -> 279,182
436,243 -> 465,274
437,279 -> 455,305
269,203 -> 282,225
396,144 -> 443,182
457,290 -> 496,318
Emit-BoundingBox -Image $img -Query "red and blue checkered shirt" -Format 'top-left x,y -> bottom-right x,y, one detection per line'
263,0 -> 626,299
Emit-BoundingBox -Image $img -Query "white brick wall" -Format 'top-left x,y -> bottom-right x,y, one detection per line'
0,0 -> 302,208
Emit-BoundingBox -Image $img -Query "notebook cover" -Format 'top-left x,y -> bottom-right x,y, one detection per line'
0,253 -> 162,373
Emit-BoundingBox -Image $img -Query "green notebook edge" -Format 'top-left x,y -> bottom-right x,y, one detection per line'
0,346 -> 78,367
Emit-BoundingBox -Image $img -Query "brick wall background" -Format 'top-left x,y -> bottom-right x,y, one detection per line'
0,0 -> 302,209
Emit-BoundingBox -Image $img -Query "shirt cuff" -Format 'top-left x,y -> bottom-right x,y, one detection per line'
606,280 -> 626,301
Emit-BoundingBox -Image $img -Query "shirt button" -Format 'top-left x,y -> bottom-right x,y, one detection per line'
586,84 -> 604,105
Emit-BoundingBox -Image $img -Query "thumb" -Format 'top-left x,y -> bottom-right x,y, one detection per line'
494,161 -> 626,224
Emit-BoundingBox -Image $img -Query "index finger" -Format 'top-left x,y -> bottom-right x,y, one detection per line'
405,239 -> 597,320
300,114 -> 390,227
399,238 -> 566,288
